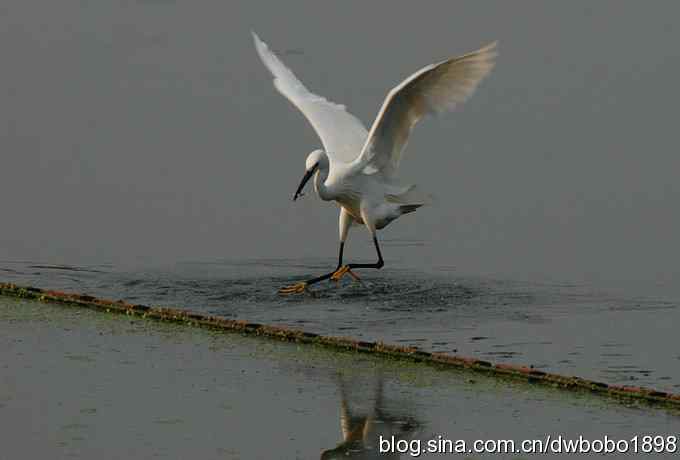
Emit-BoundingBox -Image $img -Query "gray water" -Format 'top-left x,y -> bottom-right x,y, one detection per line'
3,297 -> 679,460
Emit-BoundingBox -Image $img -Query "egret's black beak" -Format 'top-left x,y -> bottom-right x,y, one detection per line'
293,163 -> 318,201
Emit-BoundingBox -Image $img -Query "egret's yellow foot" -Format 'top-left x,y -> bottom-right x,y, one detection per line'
278,282 -> 308,295
330,265 -> 361,282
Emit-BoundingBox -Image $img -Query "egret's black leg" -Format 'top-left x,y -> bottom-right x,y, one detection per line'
304,242 -> 345,285
279,242 -> 346,294
329,236 -> 383,283
338,241 -> 345,268
279,238 -> 381,294
347,236 -> 384,270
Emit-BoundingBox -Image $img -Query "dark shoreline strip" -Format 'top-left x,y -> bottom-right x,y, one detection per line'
2,281 -> 679,409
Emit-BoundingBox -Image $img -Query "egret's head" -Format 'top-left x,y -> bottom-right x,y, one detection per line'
294,149 -> 326,201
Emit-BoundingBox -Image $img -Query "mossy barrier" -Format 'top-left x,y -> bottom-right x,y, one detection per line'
2,281 -> 679,409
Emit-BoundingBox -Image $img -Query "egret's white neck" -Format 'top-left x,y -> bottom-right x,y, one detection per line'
314,165 -> 332,201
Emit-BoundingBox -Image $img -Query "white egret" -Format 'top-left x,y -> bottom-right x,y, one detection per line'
252,32 -> 497,294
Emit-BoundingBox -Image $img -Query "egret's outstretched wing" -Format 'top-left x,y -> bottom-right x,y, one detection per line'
253,32 -> 368,164
356,42 -> 497,177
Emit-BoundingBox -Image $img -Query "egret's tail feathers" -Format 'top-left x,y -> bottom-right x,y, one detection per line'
399,204 -> 423,215
385,184 -> 434,207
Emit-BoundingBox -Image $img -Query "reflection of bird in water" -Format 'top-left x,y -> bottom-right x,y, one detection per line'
252,33 -> 497,294
321,374 -> 421,459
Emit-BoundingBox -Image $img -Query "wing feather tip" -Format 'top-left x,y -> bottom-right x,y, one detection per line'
252,31 -> 266,52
